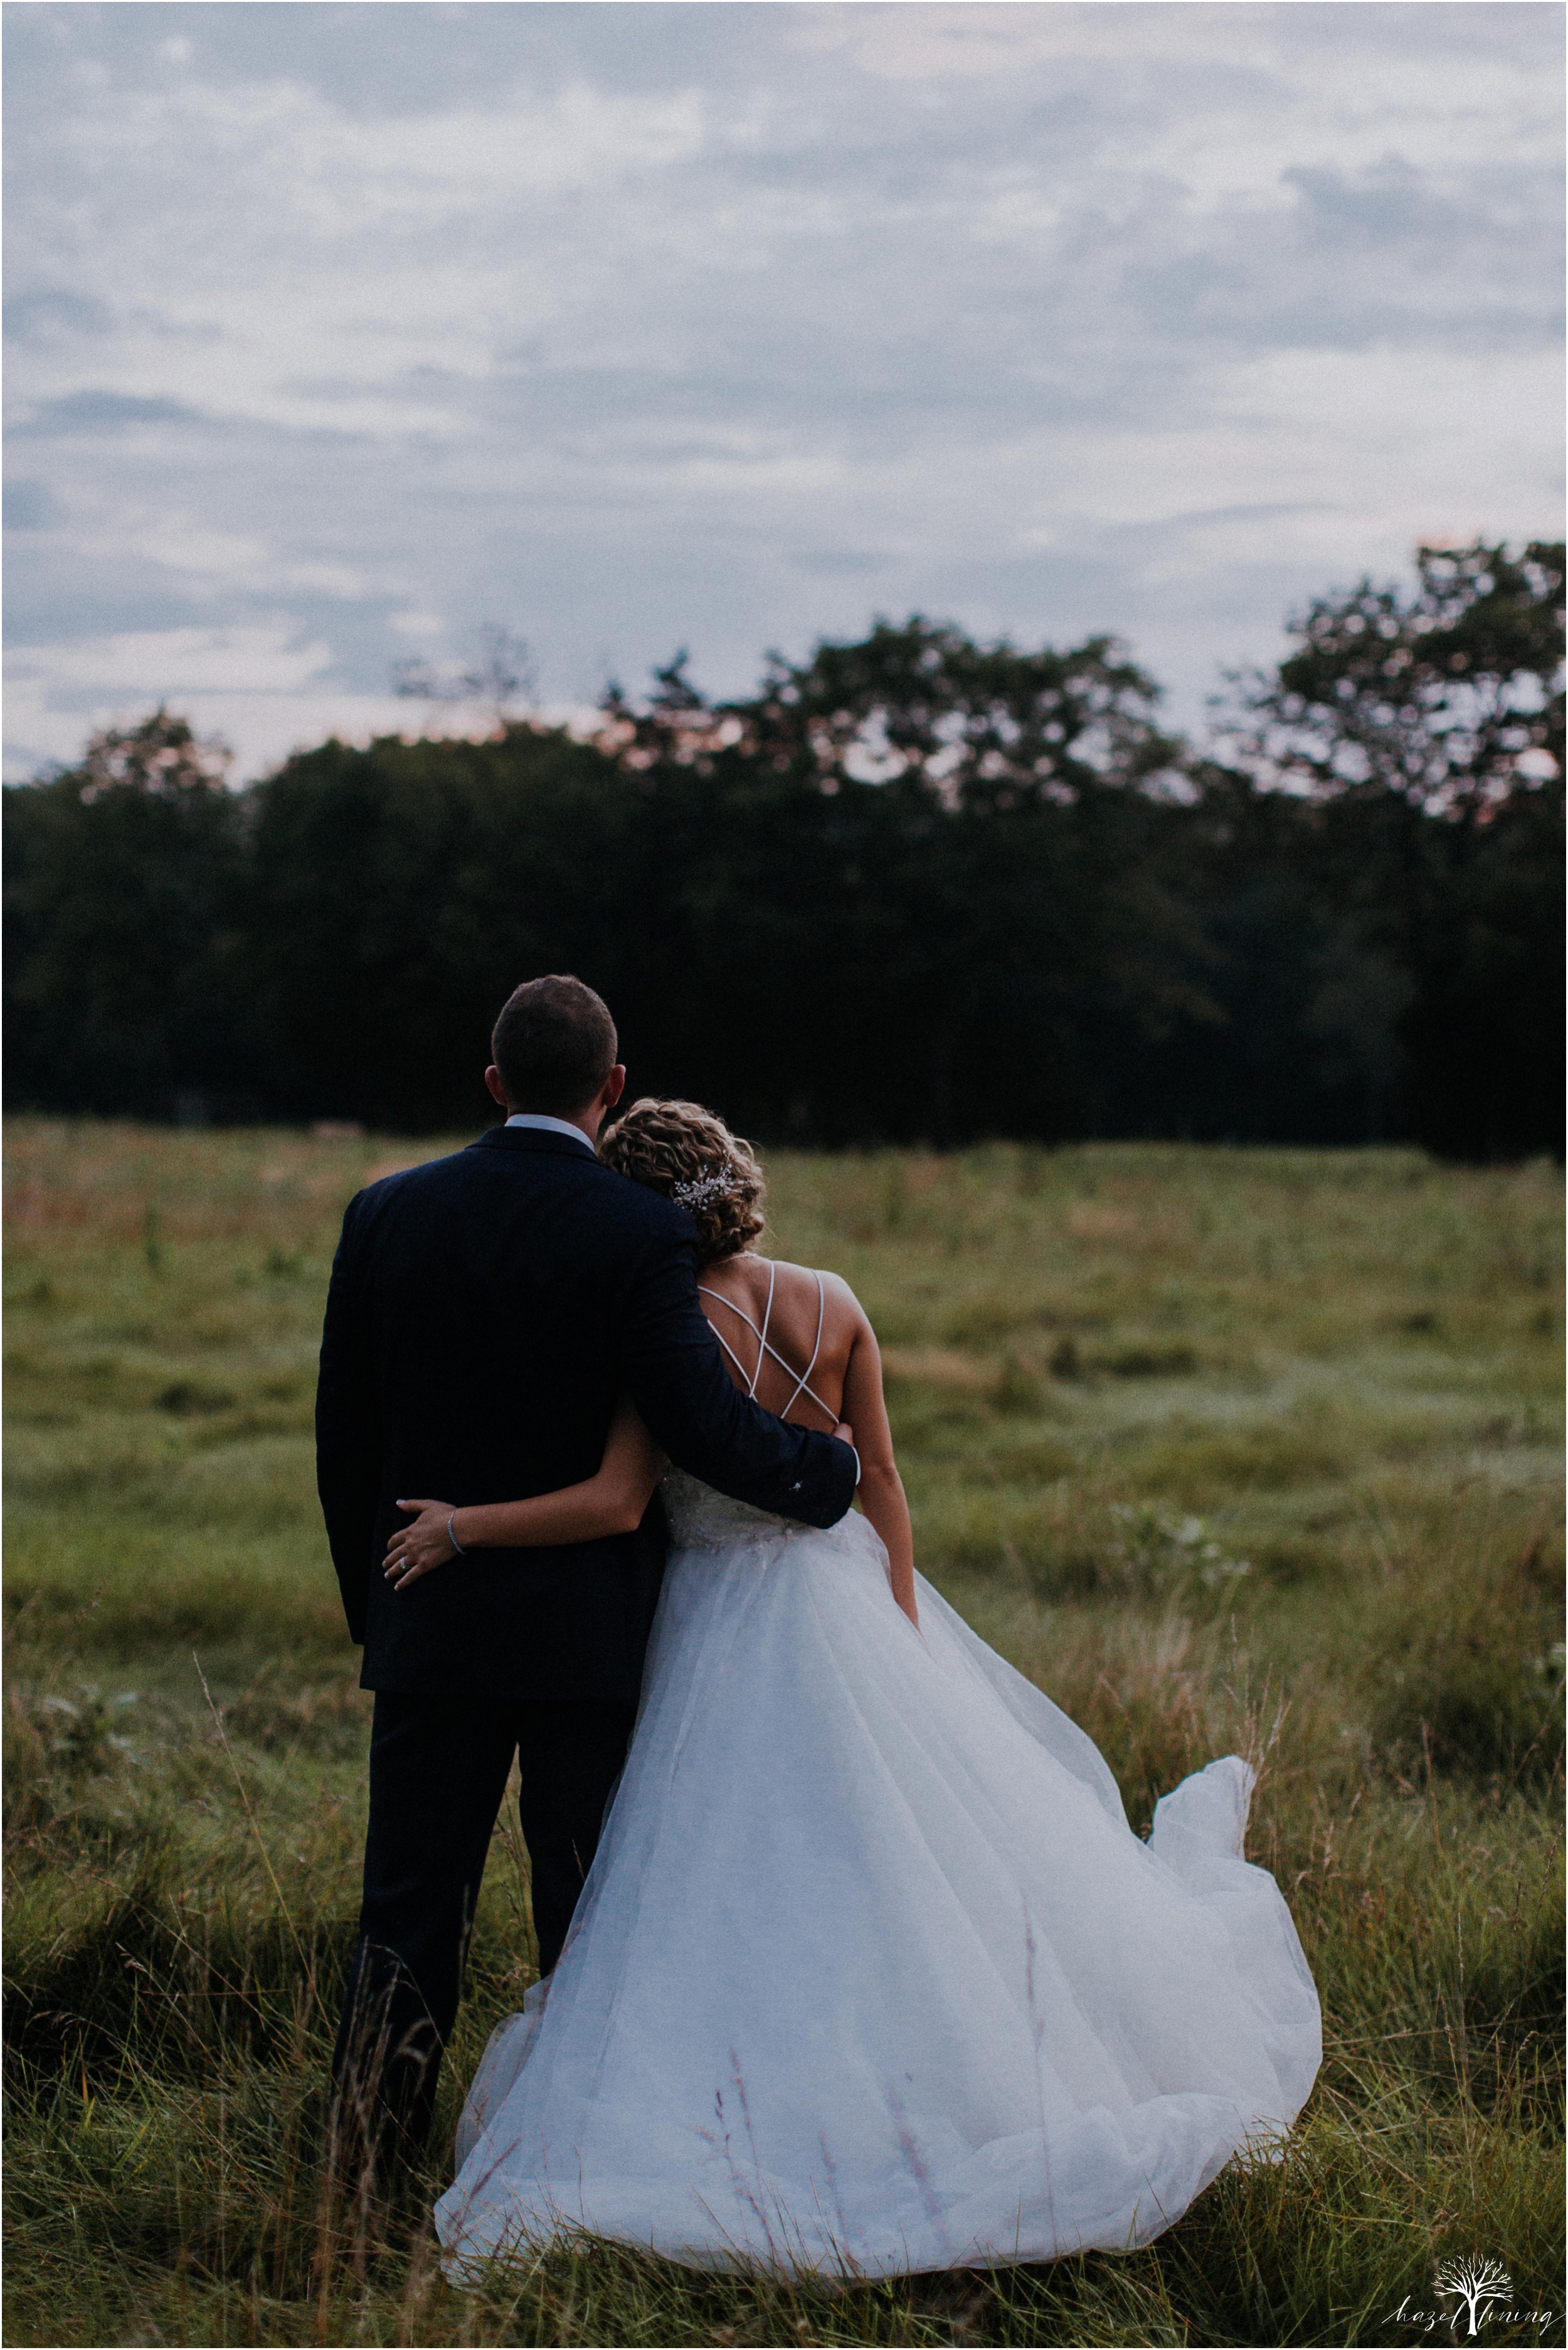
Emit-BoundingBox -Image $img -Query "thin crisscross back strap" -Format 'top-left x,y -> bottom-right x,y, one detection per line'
776,1270 -> 826,1422
699,1257 -> 773,1397
697,1266 -> 835,1425
751,1258 -> 777,1398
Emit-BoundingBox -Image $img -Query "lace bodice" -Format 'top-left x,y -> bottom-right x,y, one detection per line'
660,1464 -> 812,1551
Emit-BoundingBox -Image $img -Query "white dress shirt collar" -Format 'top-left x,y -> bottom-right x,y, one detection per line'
504,1112 -> 596,1154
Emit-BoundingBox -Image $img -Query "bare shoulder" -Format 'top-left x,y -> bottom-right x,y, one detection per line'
776,1261 -> 872,1336
822,1267 -> 871,1324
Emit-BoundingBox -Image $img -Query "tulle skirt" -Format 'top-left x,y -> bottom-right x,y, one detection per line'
435,1502 -> 1320,2279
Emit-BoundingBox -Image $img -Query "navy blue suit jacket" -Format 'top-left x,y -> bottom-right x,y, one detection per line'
315,1124 -> 857,1700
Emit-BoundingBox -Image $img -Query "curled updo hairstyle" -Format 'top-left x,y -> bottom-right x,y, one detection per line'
599,1098 -> 765,1265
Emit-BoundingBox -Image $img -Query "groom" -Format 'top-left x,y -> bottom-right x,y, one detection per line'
315,974 -> 857,2179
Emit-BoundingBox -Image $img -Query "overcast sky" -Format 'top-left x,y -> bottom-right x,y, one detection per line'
4,1 -> 1562,780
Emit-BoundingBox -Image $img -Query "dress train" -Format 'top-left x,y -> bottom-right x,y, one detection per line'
436,1472 -> 1321,2278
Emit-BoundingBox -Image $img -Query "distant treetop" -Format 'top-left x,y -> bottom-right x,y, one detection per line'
1221,538 -> 1565,816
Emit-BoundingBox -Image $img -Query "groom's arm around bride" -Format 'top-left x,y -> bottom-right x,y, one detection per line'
315,974 -> 856,2184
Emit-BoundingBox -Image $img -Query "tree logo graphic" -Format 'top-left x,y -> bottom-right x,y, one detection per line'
1434,2257 -> 1512,2337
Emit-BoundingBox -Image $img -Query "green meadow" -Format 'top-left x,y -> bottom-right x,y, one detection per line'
4,1120 -> 1563,2347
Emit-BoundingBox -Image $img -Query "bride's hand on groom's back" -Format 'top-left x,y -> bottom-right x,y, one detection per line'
384,1499 -> 462,1589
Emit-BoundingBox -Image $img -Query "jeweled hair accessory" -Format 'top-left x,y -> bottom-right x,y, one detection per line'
671,1169 -> 739,1210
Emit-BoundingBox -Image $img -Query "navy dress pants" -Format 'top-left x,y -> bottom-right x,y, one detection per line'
331,1689 -> 637,2167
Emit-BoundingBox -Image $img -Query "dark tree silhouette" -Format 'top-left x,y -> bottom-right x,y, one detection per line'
4,559 -> 1561,1156
4,710 -> 252,1119
1221,540 -> 1563,812
1209,541 -> 1565,1156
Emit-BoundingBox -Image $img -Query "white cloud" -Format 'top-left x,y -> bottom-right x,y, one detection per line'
4,611 -> 601,779
6,622 -> 432,777
4,1 -> 1560,775
9,621 -> 336,700
307,81 -> 710,215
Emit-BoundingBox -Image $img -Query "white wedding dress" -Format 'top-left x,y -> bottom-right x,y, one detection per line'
435,1369 -> 1322,2280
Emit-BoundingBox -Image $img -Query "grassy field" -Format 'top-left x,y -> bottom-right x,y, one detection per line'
4,1120 -> 1563,2349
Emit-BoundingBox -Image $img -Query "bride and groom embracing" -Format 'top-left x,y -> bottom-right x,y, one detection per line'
315,974 -> 1321,2280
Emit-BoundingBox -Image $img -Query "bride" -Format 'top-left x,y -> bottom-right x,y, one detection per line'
381,1098 -> 1322,2280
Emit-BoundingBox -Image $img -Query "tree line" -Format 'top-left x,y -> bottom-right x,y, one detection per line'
5,541 -> 1562,1157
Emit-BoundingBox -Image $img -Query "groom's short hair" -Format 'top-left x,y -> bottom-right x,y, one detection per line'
492,975 -> 618,1115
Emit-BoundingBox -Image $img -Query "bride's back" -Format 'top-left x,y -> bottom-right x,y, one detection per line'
694,1252 -> 855,1430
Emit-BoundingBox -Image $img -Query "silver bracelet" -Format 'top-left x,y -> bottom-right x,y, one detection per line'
447,1512 -> 467,1556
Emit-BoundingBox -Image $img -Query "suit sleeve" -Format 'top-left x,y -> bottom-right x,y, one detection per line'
620,1223 -> 857,1529
315,1193 -> 381,1644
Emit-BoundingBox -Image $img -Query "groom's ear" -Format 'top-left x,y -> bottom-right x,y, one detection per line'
603,1064 -> 627,1110
484,1065 -> 511,1110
